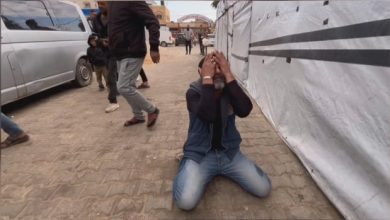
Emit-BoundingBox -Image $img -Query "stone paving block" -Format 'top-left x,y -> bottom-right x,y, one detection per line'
136,180 -> 163,196
145,194 -> 172,212
0,173 -> 32,187
17,200 -> 60,219
80,183 -> 111,198
25,184 -> 59,201
112,197 -> 144,215
76,170 -> 106,184
105,183 -> 132,197
49,198 -> 89,219
102,170 -> 129,183
99,160 -> 125,170
1,185 -> 31,200
50,184 -> 86,200
0,200 -> 28,219
50,170 -> 78,185
88,196 -> 118,217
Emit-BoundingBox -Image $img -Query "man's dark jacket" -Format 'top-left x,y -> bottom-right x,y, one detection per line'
108,1 -> 160,60
184,79 -> 253,163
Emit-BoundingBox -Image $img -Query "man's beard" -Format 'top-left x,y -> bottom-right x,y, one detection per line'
214,78 -> 225,90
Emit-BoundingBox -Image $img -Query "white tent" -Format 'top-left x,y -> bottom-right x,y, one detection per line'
215,1 -> 390,219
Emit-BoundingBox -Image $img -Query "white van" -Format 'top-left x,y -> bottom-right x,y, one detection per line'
1,0 -> 93,105
159,26 -> 173,47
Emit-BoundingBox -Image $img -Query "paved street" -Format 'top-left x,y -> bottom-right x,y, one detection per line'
1,46 -> 342,219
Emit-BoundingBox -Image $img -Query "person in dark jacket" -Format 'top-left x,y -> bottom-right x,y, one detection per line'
108,1 -> 160,127
172,51 -> 272,211
87,34 -> 108,90
92,1 -> 119,112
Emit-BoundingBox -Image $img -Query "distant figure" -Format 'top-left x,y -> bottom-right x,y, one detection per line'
1,113 -> 29,149
87,34 -> 108,91
172,52 -> 272,210
108,1 -> 160,127
198,33 -> 204,55
183,25 -> 193,55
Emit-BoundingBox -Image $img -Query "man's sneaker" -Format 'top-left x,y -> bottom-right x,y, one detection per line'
99,85 -> 105,91
1,132 -> 29,149
105,103 -> 119,113
147,107 -> 159,127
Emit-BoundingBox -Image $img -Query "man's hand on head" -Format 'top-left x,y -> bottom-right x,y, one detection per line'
201,54 -> 216,85
150,51 -> 160,64
213,51 -> 235,83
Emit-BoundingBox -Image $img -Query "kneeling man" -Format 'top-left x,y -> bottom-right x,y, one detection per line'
173,51 -> 272,210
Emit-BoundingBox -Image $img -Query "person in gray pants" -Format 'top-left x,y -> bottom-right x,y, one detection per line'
108,1 -> 160,127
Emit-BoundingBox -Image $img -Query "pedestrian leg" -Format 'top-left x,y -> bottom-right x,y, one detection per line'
116,58 -> 156,121
222,151 -> 272,198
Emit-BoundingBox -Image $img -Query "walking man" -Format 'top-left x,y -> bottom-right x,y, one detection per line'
172,52 -> 272,210
108,1 -> 160,127
1,113 -> 29,149
91,1 -> 120,113
183,25 -> 193,55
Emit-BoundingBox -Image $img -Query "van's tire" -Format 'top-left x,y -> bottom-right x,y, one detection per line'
74,58 -> 93,87
161,41 -> 168,47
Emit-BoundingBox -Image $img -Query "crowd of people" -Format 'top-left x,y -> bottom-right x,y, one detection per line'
1,0 -> 272,211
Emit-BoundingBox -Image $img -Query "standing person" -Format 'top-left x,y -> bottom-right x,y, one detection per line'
198,33 -> 204,55
172,52 -> 272,210
1,113 -> 29,149
87,34 -> 108,91
183,25 -> 193,55
91,1 -> 119,113
108,1 -> 160,127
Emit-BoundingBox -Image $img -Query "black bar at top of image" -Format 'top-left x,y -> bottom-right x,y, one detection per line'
249,19 -> 390,47
249,49 -> 390,67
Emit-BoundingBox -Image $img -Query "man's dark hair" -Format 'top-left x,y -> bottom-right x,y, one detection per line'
198,57 -> 205,68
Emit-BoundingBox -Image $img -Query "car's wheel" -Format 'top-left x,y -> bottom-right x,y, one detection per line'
74,58 -> 92,87
161,41 -> 168,47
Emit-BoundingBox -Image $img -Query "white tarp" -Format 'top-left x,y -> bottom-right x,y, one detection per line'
216,1 -> 390,219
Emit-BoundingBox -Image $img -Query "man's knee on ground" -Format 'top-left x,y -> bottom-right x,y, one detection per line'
254,166 -> 272,198
174,194 -> 198,211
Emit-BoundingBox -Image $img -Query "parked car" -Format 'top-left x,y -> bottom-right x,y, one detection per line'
160,26 -> 173,47
203,34 -> 215,47
174,33 -> 187,46
1,0 -> 93,105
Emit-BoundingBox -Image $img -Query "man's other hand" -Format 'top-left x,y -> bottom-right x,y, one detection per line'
150,51 -> 160,64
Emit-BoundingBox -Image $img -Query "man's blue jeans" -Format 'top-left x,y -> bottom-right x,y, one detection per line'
173,150 -> 272,210
1,113 -> 24,137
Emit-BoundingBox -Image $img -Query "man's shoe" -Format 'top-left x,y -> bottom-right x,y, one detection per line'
1,133 -> 29,149
137,82 -> 150,89
99,85 -> 105,91
105,103 -> 119,113
147,108 -> 159,127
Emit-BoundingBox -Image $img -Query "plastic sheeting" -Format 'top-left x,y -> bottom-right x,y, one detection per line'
215,1 -> 390,219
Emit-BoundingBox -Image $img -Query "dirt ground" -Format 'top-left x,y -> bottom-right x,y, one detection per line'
0,46 -> 342,219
